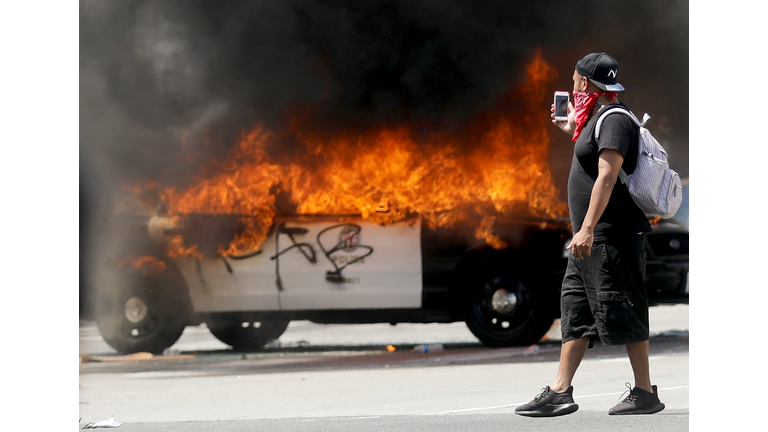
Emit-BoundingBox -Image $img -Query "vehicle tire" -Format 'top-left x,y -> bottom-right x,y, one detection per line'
463,269 -> 556,347
94,258 -> 190,355
206,318 -> 290,351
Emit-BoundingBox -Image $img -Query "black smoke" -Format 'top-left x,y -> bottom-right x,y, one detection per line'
80,0 -> 688,315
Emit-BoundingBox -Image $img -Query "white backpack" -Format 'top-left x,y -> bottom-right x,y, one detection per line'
595,107 -> 683,219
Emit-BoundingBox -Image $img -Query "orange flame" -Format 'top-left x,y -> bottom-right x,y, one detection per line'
156,51 -> 567,257
118,255 -> 168,275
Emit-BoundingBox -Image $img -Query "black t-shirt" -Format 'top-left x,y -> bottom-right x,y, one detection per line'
567,102 -> 651,240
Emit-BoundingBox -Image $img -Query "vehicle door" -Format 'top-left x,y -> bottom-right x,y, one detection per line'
273,216 -> 423,310
162,221 -> 281,313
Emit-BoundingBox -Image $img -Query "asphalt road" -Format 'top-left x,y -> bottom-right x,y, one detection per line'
77,305 -> 689,431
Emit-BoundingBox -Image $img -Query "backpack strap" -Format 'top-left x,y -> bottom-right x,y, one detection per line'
594,107 -> 650,140
593,107 -> 651,185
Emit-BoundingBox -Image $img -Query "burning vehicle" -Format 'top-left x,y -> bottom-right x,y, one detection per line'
97,206 -> 572,354
90,54 -> 687,355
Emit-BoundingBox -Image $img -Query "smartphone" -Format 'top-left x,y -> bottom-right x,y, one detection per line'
554,91 -> 569,121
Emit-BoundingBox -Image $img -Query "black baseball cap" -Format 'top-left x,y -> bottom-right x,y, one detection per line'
575,52 -> 625,92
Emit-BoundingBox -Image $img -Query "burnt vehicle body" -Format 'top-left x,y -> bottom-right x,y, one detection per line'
93,197 -> 688,355
643,182 -> 689,305
644,218 -> 689,305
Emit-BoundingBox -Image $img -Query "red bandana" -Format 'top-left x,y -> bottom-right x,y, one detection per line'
571,91 -> 618,142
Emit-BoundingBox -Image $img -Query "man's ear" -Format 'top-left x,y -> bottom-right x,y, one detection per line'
580,76 -> 590,92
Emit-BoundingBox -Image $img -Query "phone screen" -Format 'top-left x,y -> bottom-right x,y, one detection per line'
555,94 -> 569,118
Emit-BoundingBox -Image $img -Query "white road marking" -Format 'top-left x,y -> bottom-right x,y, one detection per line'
300,416 -> 381,422
423,403 -> 522,415
573,385 -> 689,400
422,385 -> 689,415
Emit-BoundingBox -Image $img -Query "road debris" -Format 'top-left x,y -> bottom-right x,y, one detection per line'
411,344 -> 443,353
386,345 -> 397,352
83,415 -> 121,428
522,344 -> 540,356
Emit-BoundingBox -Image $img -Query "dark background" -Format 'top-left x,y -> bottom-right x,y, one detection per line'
80,0 -> 689,317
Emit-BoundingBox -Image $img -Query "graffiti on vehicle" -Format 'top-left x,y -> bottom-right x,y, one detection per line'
223,223 -> 374,288
269,224 -> 318,291
318,224 -> 374,283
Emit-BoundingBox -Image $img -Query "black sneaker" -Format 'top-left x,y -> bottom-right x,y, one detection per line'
515,386 -> 579,417
608,383 -> 665,415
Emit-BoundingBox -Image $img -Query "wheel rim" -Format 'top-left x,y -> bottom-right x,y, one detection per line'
124,296 -> 148,324
490,288 -> 518,315
118,291 -> 162,339
473,278 -> 531,334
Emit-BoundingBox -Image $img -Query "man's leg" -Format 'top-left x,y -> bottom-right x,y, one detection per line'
626,340 -> 652,393
551,253 -> 594,393
514,255 -> 589,417
515,335 -> 585,417
609,338 -> 665,415
551,336 -> 589,392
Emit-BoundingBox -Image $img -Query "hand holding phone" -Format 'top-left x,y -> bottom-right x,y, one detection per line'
553,91 -> 569,121
551,91 -> 576,136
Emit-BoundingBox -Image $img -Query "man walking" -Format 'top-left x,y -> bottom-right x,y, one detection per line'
514,52 -> 664,417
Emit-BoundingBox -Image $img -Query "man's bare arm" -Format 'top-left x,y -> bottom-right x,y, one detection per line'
568,148 -> 624,258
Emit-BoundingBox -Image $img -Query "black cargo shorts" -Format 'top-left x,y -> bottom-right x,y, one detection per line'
560,234 -> 649,347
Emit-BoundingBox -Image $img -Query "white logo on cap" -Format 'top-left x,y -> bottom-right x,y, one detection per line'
608,69 -> 617,78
